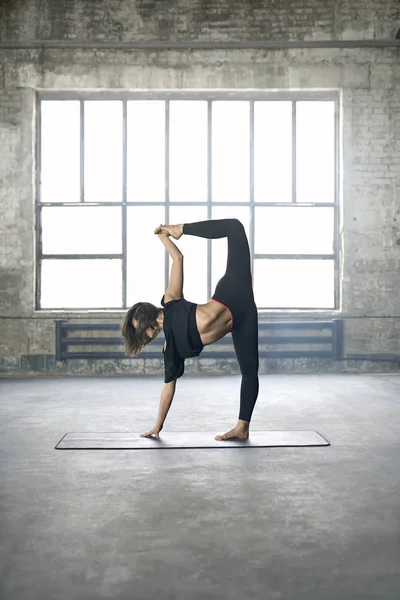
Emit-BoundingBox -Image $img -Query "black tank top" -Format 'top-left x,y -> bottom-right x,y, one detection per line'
161,295 -> 204,383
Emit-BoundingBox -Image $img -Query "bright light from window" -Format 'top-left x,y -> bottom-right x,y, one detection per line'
169,101 -> 208,203
41,101 -> 80,203
254,259 -> 335,308
254,207 -> 334,255
84,101 -> 123,203
126,206 -> 166,307
39,98 -> 337,310
41,207 -> 122,254
127,101 -> 165,202
41,260 -> 122,309
296,101 -> 335,203
254,101 -> 292,203
212,101 -> 250,202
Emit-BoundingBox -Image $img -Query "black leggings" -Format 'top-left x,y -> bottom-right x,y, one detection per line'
183,219 -> 259,422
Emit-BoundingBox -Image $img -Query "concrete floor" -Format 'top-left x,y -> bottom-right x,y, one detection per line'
0,374 -> 400,600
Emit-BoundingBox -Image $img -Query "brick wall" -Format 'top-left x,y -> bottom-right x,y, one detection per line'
1,0 -> 400,375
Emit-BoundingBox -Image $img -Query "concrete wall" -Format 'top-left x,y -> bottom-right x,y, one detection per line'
1,0 -> 400,376
1,0 -> 399,42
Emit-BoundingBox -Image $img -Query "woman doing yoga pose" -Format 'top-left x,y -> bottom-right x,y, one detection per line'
121,219 -> 259,441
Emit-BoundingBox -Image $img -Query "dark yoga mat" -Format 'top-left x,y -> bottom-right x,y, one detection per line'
55,431 -> 330,449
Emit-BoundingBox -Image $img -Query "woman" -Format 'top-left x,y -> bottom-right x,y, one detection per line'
121,219 -> 259,441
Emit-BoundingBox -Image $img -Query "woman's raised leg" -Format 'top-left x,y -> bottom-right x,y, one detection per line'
183,218 -> 251,283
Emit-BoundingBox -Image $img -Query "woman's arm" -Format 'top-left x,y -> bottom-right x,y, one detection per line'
155,380 -> 177,427
140,379 -> 177,438
157,233 -> 183,301
164,257 -> 183,301
157,233 -> 182,261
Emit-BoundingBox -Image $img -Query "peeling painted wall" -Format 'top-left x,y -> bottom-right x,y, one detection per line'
1,0 -> 400,375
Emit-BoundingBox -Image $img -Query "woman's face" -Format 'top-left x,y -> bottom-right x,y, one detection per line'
132,318 -> 161,344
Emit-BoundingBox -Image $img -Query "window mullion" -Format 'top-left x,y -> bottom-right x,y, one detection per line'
292,100 -> 297,204
250,100 -> 255,280
165,100 -> 170,289
35,97 -> 42,309
122,99 -> 127,308
207,100 -> 212,300
80,100 -> 84,203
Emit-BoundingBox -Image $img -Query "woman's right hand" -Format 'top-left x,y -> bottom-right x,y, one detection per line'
140,424 -> 163,439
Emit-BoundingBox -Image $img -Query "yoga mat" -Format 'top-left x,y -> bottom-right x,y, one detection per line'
55,430 -> 330,449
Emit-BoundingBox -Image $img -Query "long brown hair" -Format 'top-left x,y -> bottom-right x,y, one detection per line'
121,302 -> 162,356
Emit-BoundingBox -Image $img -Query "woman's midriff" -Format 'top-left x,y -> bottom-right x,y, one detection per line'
195,299 -> 233,346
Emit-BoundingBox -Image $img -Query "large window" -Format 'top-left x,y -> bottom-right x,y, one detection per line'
36,92 -> 338,310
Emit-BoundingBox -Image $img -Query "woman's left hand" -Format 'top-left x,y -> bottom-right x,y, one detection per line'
154,224 -> 170,236
154,224 -> 183,240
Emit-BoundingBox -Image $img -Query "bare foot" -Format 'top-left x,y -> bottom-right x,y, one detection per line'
154,224 -> 183,240
215,425 -> 249,441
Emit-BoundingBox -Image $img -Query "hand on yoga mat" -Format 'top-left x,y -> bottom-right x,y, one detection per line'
140,424 -> 163,439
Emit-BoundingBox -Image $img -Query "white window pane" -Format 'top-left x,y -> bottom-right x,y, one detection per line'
169,101 -> 208,203
84,101 -> 122,202
169,206 -> 208,304
255,207 -> 334,254
41,101 -> 80,203
296,101 -> 335,204
254,259 -> 335,308
127,101 -> 165,202
41,260 -> 122,309
254,101 -> 292,203
212,102 -> 249,202
127,207 -> 166,307
41,207 -> 122,254
211,207 -> 251,292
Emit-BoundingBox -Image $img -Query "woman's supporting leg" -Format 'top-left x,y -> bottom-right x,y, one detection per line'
231,306 -> 260,423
